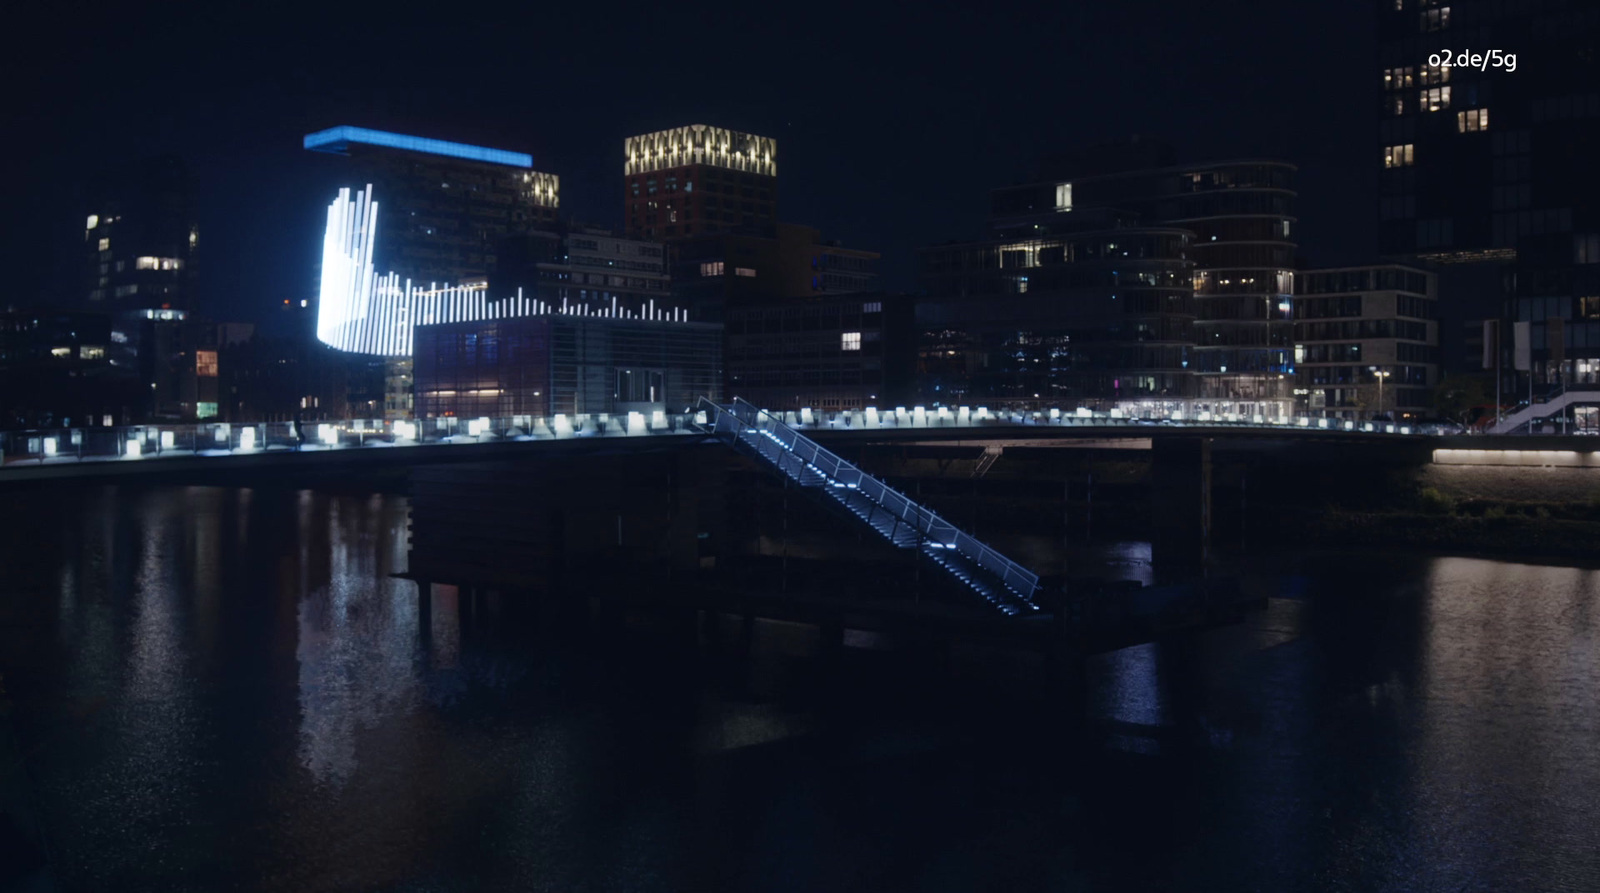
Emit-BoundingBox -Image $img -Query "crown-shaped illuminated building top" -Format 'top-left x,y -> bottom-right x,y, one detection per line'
624,125 -> 776,177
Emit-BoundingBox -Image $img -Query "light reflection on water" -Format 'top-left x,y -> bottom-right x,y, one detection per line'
0,487 -> 1597,891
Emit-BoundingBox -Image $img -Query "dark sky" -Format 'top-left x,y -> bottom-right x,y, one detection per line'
10,0 -> 1375,324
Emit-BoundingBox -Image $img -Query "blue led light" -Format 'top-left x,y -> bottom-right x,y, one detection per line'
303,126 -> 532,168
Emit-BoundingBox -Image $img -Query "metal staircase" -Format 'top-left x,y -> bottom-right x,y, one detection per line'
698,398 -> 1042,616
1488,383 -> 1600,433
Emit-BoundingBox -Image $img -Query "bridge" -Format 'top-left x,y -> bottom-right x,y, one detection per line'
0,400 -> 1460,480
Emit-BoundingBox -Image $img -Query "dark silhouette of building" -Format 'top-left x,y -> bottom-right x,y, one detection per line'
1376,1 -> 1600,383
82,155 -> 197,312
725,293 -> 914,411
989,143 -> 1297,409
491,224 -> 670,320
623,125 -> 777,240
918,208 -> 1196,408
670,223 -> 880,324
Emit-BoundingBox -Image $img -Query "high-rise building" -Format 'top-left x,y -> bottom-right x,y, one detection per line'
304,125 -> 558,288
82,155 -> 197,312
989,146 -> 1298,409
1294,264 -> 1439,419
917,208 -> 1197,409
1377,1 -> 1600,382
623,125 -> 777,240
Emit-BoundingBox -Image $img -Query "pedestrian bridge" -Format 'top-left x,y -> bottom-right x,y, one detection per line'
0,402 -> 1445,468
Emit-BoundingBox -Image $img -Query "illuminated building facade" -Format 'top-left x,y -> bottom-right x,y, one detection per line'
304,125 -> 558,288
82,155 -> 197,311
624,125 -> 777,239
725,294 -> 914,411
917,208 -> 1196,406
317,185 -> 689,361
1294,265 -> 1438,418
1376,1 -> 1600,381
989,148 -> 1297,409
413,315 -> 722,418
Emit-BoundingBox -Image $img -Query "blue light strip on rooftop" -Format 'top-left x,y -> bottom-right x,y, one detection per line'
303,126 -> 533,168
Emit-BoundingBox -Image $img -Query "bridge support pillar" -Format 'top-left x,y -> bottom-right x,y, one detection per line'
1151,436 -> 1212,584
417,579 -> 433,642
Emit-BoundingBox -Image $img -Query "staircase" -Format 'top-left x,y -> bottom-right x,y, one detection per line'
1489,383 -> 1600,433
699,398 -> 1042,616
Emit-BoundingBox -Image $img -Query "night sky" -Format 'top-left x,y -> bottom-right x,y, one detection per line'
11,1 -> 1375,327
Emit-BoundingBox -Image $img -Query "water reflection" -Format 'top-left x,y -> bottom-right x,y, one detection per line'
1,488 -> 1597,891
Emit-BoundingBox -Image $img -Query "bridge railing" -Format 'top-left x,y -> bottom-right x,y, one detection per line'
2,397 -> 1482,470
702,397 -> 1041,602
0,411 -> 708,468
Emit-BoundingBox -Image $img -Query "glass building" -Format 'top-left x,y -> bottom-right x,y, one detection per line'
1377,1 -> 1600,382
305,125 -> 558,290
413,315 -> 722,419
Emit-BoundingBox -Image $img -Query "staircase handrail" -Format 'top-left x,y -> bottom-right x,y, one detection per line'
699,397 -> 1040,602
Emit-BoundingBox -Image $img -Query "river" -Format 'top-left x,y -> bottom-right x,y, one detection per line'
1,485 -> 1596,891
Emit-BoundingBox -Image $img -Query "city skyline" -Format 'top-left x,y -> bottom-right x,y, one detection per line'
9,2 -> 1376,324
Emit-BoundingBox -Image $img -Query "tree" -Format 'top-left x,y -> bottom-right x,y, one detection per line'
1433,374 -> 1492,424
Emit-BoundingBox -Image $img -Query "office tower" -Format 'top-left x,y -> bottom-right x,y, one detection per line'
988,144 -> 1297,412
305,125 -> 558,288
83,155 -> 197,311
1294,264 -> 1439,419
623,125 -> 777,240
1377,1 -> 1600,381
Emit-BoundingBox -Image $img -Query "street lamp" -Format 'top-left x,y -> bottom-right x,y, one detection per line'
1373,369 -> 1391,421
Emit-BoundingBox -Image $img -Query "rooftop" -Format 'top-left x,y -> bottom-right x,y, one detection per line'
303,126 -> 533,168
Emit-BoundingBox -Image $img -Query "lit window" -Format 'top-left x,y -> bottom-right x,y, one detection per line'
1383,67 -> 1415,90
1419,86 -> 1451,112
79,345 -> 105,360
734,267 -> 756,278
1384,144 -> 1415,168
1420,64 -> 1449,86
699,261 -> 724,276
1018,276 -> 1029,293
50,347 -> 71,357
86,215 -> 99,230
841,332 -> 861,351
189,228 -> 198,248
1421,6 -> 1449,31
1055,182 -> 1072,211
98,238 -> 110,251
135,256 -> 184,271
1457,108 -> 1489,132
197,402 -> 219,419
196,350 -> 218,377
